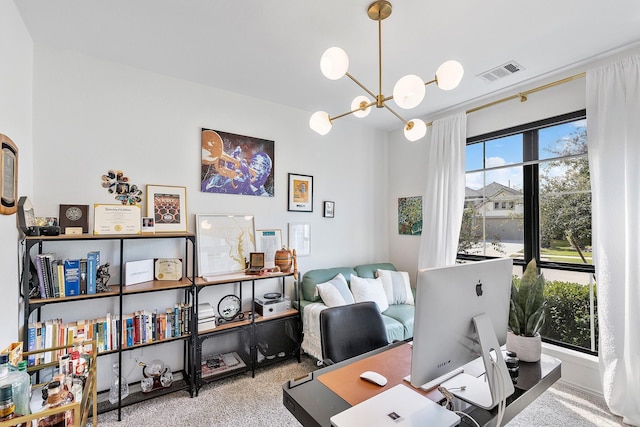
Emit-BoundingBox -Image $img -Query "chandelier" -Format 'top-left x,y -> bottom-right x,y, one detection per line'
309,1 -> 464,141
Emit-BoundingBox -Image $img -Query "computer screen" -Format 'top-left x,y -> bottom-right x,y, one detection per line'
410,258 -> 514,403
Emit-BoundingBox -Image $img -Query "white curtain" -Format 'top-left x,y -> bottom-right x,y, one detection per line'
587,54 -> 640,426
417,112 -> 467,269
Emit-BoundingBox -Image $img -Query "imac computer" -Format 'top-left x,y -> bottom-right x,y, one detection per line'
409,258 -> 515,410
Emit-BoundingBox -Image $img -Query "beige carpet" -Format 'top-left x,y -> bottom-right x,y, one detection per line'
91,355 -> 626,427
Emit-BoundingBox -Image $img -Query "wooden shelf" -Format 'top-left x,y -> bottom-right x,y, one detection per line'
26,232 -> 195,242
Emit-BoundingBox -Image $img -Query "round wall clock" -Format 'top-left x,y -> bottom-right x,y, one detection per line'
217,294 -> 242,322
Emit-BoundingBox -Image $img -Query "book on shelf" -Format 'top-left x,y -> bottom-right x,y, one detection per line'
79,259 -> 88,294
64,259 -> 81,296
87,251 -> 100,294
201,352 -> 246,378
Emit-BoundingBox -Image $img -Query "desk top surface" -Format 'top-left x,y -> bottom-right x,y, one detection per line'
283,342 -> 561,427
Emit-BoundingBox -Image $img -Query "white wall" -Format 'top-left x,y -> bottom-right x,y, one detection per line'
26,44 -> 389,387
0,1 -> 33,347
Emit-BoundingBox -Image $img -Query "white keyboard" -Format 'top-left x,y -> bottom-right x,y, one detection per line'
404,367 -> 465,392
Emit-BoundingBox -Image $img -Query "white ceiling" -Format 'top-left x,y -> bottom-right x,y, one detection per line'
14,0 -> 640,131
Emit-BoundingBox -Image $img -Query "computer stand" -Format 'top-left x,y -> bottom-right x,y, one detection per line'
442,313 -> 515,410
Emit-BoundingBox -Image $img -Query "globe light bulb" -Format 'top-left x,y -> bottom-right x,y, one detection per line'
309,111 -> 332,135
393,75 -> 426,109
436,60 -> 464,90
404,119 -> 427,141
351,96 -> 372,118
320,47 -> 349,80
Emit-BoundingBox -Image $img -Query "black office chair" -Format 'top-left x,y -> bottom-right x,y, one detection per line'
320,301 -> 389,365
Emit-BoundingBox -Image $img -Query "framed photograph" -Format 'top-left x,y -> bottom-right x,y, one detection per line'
0,134 -> 18,215
142,216 -> 155,233
146,185 -> 187,232
288,173 -> 313,212
201,128 -> 275,197
256,229 -> 283,268
288,222 -> 311,257
196,214 -> 256,278
323,201 -> 335,218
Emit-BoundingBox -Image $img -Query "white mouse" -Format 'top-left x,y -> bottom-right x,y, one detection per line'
360,370 -> 387,386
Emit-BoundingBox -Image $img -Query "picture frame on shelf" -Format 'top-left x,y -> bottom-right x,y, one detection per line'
288,222 -> 311,257
146,185 -> 187,232
142,216 -> 155,233
94,204 -> 141,235
0,133 -> 18,215
323,201 -> 335,218
59,204 -> 89,234
256,229 -> 282,268
196,213 -> 256,278
287,173 -> 313,212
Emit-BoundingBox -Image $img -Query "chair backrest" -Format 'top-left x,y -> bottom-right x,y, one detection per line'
320,301 -> 389,364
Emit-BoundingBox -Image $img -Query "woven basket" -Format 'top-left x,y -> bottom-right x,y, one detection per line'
506,331 -> 541,362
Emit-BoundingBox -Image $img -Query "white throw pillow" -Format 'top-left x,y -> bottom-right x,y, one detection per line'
376,269 -> 414,305
349,275 -> 389,313
314,273 -> 354,307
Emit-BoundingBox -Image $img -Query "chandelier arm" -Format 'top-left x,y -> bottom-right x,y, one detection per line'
329,102 -> 376,122
346,72 -> 377,99
382,104 -> 409,125
425,78 -> 437,87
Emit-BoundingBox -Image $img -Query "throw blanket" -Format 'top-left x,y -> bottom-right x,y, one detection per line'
301,302 -> 328,361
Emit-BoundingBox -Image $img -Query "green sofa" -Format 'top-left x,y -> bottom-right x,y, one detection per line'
295,263 -> 415,361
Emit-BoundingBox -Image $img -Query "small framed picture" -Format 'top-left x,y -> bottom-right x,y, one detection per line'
288,222 -> 311,257
288,173 -> 313,212
146,185 -> 187,232
142,216 -> 155,233
323,201 -> 335,218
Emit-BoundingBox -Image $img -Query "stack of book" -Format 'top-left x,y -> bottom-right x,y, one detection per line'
198,303 -> 216,332
33,251 -> 101,298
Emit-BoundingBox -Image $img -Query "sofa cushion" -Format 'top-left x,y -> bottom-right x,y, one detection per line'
354,263 -> 396,278
382,304 -> 415,339
314,273 -> 354,307
301,267 -> 357,302
381,315 -> 406,342
377,269 -> 414,305
350,275 -> 389,313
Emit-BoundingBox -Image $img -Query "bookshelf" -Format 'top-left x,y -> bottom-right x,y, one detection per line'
20,232 -> 196,421
194,272 -> 302,393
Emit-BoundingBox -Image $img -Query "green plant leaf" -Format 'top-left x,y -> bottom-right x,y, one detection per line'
526,303 -> 547,336
510,298 -> 525,335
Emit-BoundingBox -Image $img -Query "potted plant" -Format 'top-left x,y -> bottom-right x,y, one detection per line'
507,258 -> 547,362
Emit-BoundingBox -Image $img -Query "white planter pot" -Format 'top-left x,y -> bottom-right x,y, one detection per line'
506,331 -> 541,362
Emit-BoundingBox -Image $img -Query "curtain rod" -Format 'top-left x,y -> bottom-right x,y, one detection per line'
427,72 -> 586,126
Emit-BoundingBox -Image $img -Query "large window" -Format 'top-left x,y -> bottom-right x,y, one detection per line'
459,110 -> 597,354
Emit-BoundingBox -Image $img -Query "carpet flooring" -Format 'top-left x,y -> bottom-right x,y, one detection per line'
91,355 -> 626,426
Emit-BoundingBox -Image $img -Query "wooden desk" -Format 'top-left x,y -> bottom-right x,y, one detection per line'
283,342 -> 561,427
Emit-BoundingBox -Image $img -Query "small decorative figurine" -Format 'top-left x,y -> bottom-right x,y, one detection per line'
96,263 -> 111,293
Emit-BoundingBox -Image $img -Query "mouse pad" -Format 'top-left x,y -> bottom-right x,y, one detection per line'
317,343 -> 440,406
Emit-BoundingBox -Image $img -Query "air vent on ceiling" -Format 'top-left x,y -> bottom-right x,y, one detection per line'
478,61 -> 524,82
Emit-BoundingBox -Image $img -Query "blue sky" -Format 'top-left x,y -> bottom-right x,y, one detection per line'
465,119 -> 586,190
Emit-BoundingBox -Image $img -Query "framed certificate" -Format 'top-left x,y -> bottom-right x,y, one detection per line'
0,134 -> 18,215
93,204 -> 141,235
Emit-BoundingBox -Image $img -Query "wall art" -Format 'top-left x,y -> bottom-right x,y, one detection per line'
201,128 -> 274,197
146,185 -> 187,232
0,133 -> 18,215
398,196 -> 422,235
196,214 -> 256,278
287,173 -> 313,212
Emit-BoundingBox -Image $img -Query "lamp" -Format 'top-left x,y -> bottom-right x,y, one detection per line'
309,1 -> 464,141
